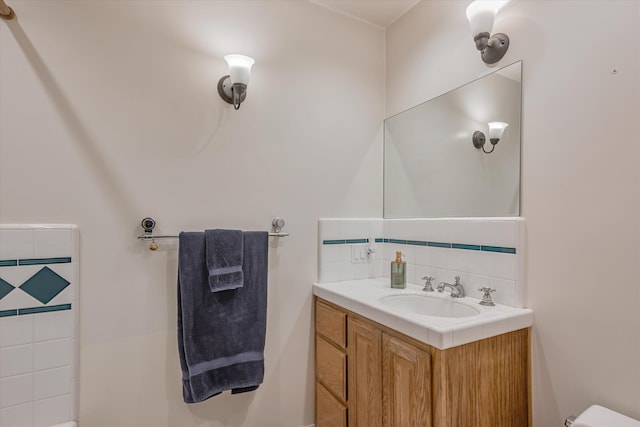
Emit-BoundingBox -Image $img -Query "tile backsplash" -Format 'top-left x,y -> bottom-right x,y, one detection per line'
318,218 -> 525,307
0,225 -> 79,427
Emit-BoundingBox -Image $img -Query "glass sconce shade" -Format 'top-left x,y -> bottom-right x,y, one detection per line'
224,54 -> 255,85
488,121 -> 509,140
466,1 -> 510,35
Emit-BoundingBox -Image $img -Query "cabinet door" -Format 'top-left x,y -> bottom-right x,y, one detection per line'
347,318 -> 382,427
382,334 -> 432,427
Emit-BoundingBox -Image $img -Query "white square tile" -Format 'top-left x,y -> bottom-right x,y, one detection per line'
489,220 -> 517,248
369,219 -> 384,240
465,220 -> 491,246
70,339 -> 79,379
447,249 -> 467,274
34,367 -> 70,400
339,220 -> 357,240
318,263 -> 339,283
0,266 -> 39,294
0,230 -> 35,259
34,340 -> 70,371
34,311 -> 72,343
414,246 -> 429,267
33,394 -> 70,427
446,220 -> 468,245
0,402 -> 33,427
352,220 -> 370,239
0,315 -> 33,348
318,220 -> 340,241
372,260 -> 384,278
0,373 -> 33,408
338,262 -> 355,281
320,245 -> 341,265
426,247 -> 447,269
490,278 -> 516,307
490,253 -> 516,280
354,263 -> 369,280
465,250 -> 491,277
34,230 -> 72,258
466,274 -> 491,297
0,344 -> 33,377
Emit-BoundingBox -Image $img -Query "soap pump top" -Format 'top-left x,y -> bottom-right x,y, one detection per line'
394,251 -> 405,264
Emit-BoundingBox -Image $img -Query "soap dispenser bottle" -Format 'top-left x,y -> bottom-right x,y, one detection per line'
390,251 -> 406,289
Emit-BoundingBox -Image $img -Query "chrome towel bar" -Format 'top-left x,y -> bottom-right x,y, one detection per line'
137,217 -> 289,250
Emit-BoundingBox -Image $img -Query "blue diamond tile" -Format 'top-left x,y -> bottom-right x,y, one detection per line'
0,278 -> 15,300
19,267 -> 70,304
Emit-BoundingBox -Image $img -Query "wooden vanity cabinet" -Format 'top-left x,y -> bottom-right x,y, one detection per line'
315,297 -> 531,427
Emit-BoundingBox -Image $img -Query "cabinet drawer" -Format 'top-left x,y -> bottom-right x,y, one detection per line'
316,300 -> 346,348
317,382 -> 347,427
316,336 -> 347,402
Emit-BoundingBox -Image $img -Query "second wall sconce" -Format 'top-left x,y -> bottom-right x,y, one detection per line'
218,54 -> 255,110
473,122 -> 508,154
466,0 -> 510,64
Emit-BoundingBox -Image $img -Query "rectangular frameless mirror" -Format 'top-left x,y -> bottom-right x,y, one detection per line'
384,61 -> 522,218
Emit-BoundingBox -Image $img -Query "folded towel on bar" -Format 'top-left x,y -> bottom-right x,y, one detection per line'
205,229 -> 244,292
177,230 -> 268,403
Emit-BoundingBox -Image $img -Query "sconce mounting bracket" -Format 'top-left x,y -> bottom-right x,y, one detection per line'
481,33 -> 509,65
217,75 -> 247,105
472,131 -> 486,149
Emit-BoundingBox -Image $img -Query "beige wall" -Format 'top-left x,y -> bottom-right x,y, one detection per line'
386,1 -> 640,425
0,1 -> 384,426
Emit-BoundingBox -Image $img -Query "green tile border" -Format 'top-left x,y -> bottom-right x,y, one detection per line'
18,303 -> 72,315
323,237 -> 515,254
0,309 -> 18,317
0,257 -> 72,267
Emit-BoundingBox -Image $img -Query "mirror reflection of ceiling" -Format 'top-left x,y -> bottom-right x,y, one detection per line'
309,0 -> 419,28
384,61 -> 522,218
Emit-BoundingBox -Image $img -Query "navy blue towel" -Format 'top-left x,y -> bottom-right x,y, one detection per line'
177,230 -> 268,403
205,229 -> 244,292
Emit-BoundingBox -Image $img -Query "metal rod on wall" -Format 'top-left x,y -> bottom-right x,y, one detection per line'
0,0 -> 15,20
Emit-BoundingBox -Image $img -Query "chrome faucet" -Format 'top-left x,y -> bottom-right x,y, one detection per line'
437,276 -> 465,298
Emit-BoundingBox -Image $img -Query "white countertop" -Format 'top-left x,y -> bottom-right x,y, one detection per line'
313,278 -> 533,350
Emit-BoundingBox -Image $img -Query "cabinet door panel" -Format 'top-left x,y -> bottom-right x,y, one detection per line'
382,334 -> 432,427
347,318 -> 382,427
316,335 -> 347,401
317,382 -> 347,427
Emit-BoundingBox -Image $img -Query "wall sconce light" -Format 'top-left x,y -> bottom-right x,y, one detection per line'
472,122 -> 508,153
217,54 -> 255,110
466,1 -> 510,64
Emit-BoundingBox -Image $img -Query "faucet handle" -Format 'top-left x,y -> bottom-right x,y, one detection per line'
422,276 -> 435,292
478,287 -> 496,306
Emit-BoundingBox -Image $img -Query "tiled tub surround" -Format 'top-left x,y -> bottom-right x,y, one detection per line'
318,217 -> 525,307
0,225 -> 79,427
313,278 -> 533,349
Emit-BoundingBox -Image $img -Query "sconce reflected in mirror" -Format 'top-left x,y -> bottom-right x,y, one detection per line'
217,54 -> 255,110
473,122 -> 508,154
466,0 -> 510,64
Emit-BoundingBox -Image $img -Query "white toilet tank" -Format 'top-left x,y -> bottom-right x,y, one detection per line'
568,405 -> 640,427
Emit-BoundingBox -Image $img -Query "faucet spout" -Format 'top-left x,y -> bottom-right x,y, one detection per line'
436,276 -> 466,298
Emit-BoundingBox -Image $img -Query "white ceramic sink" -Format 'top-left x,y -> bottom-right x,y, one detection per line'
380,294 -> 481,318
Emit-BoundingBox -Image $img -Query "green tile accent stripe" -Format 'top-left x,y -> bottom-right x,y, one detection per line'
481,245 -> 516,254
323,238 -> 370,245
428,241 -> 452,248
19,267 -> 70,304
0,257 -> 72,267
18,257 -> 72,266
18,303 -> 72,315
452,243 -> 481,251
322,236 -> 516,254
0,309 -> 17,317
